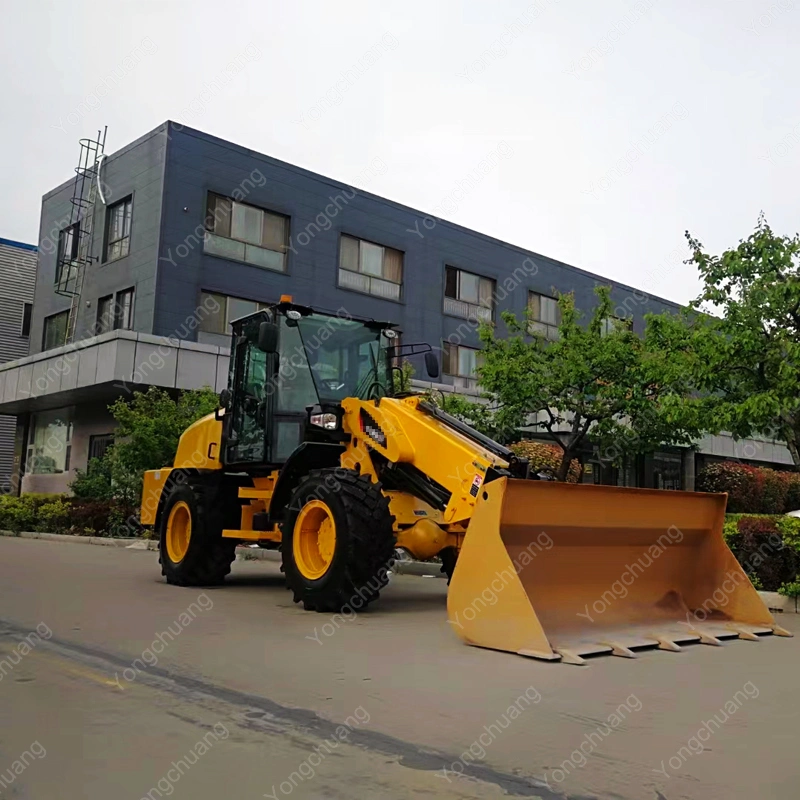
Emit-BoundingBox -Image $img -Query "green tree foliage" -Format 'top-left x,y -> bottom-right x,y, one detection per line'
70,386 -> 219,503
652,216 -> 800,467
469,286 -> 701,480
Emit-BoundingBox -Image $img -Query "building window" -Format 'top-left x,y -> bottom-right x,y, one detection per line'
204,192 -> 288,272
338,235 -> 403,301
96,288 -> 134,334
42,310 -> 69,350
600,316 -> 632,336
88,433 -> 114,463
442,342 -> 482,391
56,222 -> 80,285
444,267 -> 494,322
26,408 -> 73,474
20,303 -> 32,337
97,295 -> 114,334
528,293 -> 561,341
105,196 -> 133,261
199,291 -> 268,336
115,287 -> 134,329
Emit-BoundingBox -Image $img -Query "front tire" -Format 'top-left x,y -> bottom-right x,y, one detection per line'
282,469 -> 395,612
159,481 -> 239,586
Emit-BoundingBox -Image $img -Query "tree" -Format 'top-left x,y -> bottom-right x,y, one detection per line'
71,386 -> 220,503
461,286 -> 701,480
655,216 -> 800,467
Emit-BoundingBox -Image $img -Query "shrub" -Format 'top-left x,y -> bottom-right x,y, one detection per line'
65,499 -> 118,536
735,515 -> 799,591
35,498 -> 72,533
696,462 -> 762,513
761,469 -> 790,514
509,440 -> 582,483
697,461 -> 800,514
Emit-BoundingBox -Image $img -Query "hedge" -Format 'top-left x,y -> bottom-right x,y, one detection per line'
0,494 -> 137,537
509,440 -> 582,482
723,514 -> 800,592
696,461 -> 800,514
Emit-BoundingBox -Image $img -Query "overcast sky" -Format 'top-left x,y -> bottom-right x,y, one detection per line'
2,0 -> 798,306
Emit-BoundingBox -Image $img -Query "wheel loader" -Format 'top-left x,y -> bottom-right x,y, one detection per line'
141,296 -> 790,665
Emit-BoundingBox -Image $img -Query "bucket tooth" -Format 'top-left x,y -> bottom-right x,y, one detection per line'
772,624 -> 793,638
553,648 -> 586,666
600,641 -> 637,658
650,635 -> 682,652
688,629 -> 723,646
726,624 -> 760,641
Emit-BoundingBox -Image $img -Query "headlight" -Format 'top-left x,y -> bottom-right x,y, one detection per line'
310,413 -> 338,430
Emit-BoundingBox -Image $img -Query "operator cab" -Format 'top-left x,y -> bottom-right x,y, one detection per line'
221,297 -> 398,468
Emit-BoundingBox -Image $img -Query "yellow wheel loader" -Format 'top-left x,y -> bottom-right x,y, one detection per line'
141,297 -> 791,665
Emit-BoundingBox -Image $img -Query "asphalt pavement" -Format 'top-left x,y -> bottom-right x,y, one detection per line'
0,536 -> 797,799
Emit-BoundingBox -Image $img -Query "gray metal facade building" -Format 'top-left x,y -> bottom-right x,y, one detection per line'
0,238 -> 36,491
0,121 -> 792,494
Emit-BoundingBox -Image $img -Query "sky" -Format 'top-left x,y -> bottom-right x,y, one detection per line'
1,0 -> 798,307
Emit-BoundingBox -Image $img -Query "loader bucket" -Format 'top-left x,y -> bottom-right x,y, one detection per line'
447,478 -> 790,665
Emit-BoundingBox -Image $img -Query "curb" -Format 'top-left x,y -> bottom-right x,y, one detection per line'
0,530 -> 447,578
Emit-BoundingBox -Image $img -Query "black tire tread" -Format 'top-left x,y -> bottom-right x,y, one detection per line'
282,469 -> 396,613
159,479 -> 239,587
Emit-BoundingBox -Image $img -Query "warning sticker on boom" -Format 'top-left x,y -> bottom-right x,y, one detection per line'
470,472 -> 484,498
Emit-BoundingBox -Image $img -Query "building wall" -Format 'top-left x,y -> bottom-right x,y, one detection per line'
0,239 -> 37,491
156,123 -> 680,364
29,123 -> 168,355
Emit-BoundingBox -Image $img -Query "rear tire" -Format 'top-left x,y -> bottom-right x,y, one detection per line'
159,481 -> 239,586
282,469 -> 396,612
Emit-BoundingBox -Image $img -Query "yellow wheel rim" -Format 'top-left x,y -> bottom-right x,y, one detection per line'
293,500 -> 337,580
166,501 -> 192,563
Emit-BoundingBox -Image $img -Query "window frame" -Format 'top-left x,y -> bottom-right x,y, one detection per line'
88,433 -> 114,463
204,192 -> 289,273
337,234 -> 404,302
527,292 -> 561,341
442,342 -> 482,390
96,294 -> 114,334
20,302 -> 32,338
26,407 -> 73,475
42,310 -> 69,350
600,315 -> 633,336
198,291 -> 269,336
56,222 -> 80,285
104,195 -> 133,263
115,287 -> 135,330
443,266 -> 495,322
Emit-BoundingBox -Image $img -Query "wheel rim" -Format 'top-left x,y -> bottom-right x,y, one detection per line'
293,500 -> 337,580
166,501 -> 192,563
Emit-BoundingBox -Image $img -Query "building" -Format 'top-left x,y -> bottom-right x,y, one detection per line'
0,121 -> 792,494
0,238 -> 36,492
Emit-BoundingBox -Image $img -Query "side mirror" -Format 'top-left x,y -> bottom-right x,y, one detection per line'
219,388 -> 231,408
257,321 -> 278,354
424,352 -> 439,380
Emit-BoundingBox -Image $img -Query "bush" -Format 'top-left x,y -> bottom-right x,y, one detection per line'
697,461 -> 800,514
0,495 -> 133,537
509,440 -> 582,483
35,498 -> 72,533
733,515 -> 800,591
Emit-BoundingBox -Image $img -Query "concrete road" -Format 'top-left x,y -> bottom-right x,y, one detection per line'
0,537 -> 797,800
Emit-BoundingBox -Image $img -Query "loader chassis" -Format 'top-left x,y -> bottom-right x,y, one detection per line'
142,301 -> 790,664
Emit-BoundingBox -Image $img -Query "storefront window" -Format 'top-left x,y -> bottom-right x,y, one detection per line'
654,452 -> 682,490
26,409 -> 73,474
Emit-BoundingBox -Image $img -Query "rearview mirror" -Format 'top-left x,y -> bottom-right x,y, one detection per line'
424,352 -> 439,379
257,321 -> 278,354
